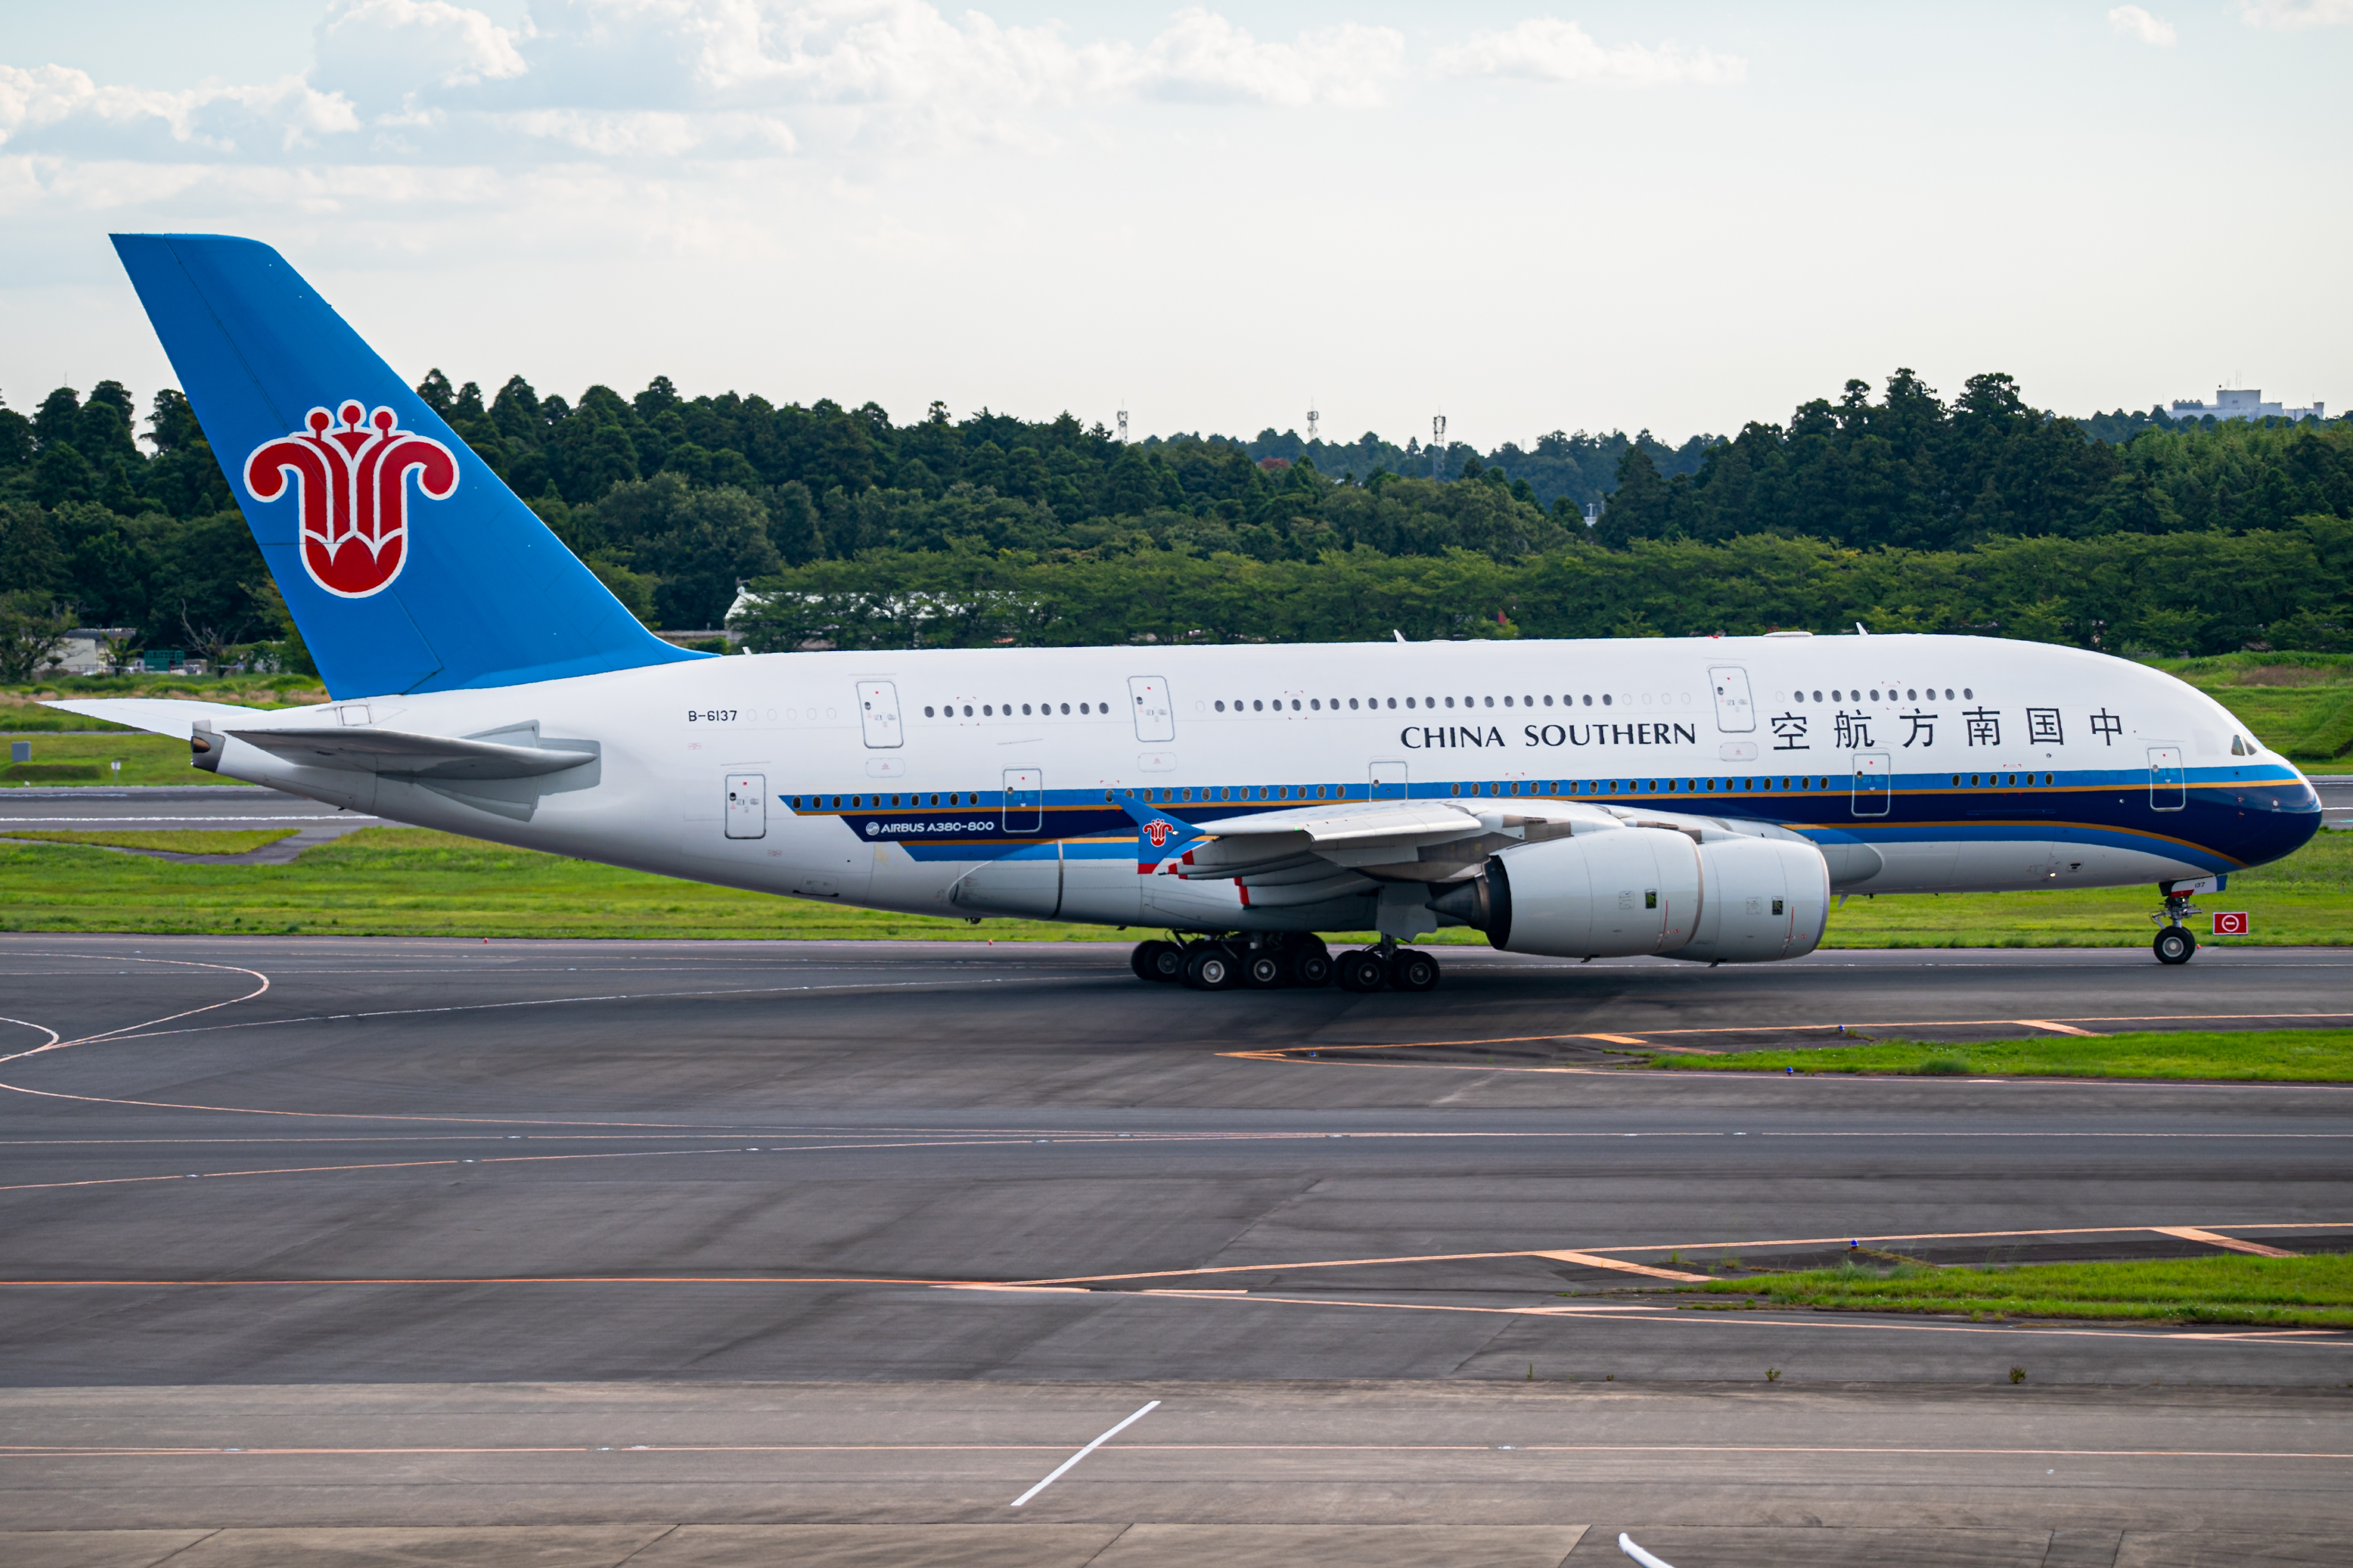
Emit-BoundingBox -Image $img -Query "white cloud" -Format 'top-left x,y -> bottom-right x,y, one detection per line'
1122,9 -> 1405,109
2235,0 -> 2353,24
0,2 -> 1421,171
2107,6 -> 2177,45
314,0 -> 527,118
1429,18 -> 1745,86
0,64 -> 360,162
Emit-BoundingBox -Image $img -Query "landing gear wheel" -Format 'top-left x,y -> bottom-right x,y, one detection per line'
1387,948 -> 1441,992
1335,949 -> 1389,993
1286,941 -> 1334,989
1184,943 -> 1244,991
1241,951 -> 1287,989
2154,926 -> 2197,965
1132,940 -> 1185,983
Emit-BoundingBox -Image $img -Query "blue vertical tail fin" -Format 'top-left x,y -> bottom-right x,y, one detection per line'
111,234 -> 705,699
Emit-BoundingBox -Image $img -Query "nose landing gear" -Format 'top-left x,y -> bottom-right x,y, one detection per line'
2151,883 -> 2203,965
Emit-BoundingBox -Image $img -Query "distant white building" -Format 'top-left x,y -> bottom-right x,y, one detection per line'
2168,388 -> 2326,423
47,628 -> 135,676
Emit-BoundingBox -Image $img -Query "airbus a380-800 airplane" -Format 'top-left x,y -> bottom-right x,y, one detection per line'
54,235 -> 2323,992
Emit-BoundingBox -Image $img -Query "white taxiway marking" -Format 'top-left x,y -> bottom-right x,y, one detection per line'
1619,1532 -> 1677,1567
1009,1399 -> 1160,1508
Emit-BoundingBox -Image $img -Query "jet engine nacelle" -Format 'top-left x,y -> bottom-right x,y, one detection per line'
1428,827 -> 1829,963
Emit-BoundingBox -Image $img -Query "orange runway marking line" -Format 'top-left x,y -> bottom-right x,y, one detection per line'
2016,1020 -> 2102,1037
0,1275 -> 973,1288
2152,1226 -> 2302,1259
3,1443 -> 2350,1460
1531,1250 -> 1712,1283
0,1132 -> 1215,1195
1114,1290 -> 2353,1347
1248,1011 -> 2353,1062
1598,1220 -> 2353,1254
1018,1218 -> 2353,1285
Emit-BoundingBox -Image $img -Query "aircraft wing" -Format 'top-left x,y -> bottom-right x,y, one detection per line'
1163,795 -> 1818,895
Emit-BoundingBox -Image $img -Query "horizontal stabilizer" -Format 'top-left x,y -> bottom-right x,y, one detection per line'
223,725 -> 595,780
42,698 -> 267,740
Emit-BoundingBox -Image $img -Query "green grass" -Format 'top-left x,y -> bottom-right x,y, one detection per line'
1649,1028 -> 2353,1082
0,827 -> 1144,940
1687,1251 -> 2353,1328
0,676 -> 328,734
2149,653 -> 2353,762
0,733 -> 253,786
0,818 -> 2342,944
1818,827 -> 2350,947
0,828 -> 299,854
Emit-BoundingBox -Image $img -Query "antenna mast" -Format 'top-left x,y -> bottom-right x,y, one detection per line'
1307,400 -> 1319,445
1116,405 -> 1129,444
1431,412 -> 1447,479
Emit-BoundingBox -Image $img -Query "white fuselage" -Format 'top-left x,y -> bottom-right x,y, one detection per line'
199,632 -> 2317,934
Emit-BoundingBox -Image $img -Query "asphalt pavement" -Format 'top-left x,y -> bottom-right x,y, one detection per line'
0,785 -> 380,861
2,936 -> 2348,1563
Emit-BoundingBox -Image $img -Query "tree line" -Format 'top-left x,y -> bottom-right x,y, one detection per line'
731,518 -> 2353,660
0,366 -> 2347,678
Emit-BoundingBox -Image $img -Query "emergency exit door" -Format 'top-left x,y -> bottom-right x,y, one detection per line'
1709,666 -> 1755,732
1370,760 -> 1408,799
2148,746 -> 2185,811
725,773 -> 766,838
857,682 -> 903,747
1002,769 -> 1043,833
1850,753 -> 1891,817
1128,676 -> 1174,743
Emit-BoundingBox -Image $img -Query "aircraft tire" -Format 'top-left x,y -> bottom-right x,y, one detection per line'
2154,926 -> 2197,965
1185,943 -> 1244,991
1241,951 -> 1287,989
1133,940 -> 1186,983
1286,944 -> 1334,989
1335,950 -> 1389,993
1387,948 -> 1441,992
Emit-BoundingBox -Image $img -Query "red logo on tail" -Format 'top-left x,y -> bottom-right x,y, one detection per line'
244,403 -> 457,599
1144,820 -> 1176,848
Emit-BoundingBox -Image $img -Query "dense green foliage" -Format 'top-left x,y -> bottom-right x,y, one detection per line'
1597,372 -> 2353,550
732,517 -> 2353,659
2,368 -> 2348,665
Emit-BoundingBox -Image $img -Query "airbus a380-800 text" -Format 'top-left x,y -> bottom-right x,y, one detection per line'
57,236 -> 2323,993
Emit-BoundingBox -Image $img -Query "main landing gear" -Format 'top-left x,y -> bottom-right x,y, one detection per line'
2151,883 -> 2200,965
1130,934 -> 1441,993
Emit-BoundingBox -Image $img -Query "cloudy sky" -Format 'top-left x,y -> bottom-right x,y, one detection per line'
4,1 -> 2347,448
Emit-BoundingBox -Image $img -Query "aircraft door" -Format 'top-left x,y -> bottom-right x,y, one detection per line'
2148,746 -> 2185,810
1370,760 -> 1408,799
1708,666 -> 1756,733
1003,768 -> 1043,833
857,682 -> 903,748
725,773 -> 766,839
1128,676 -> 1174,743
1850,753 -> 1891,817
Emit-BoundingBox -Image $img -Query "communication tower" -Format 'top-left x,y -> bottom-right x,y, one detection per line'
1307,402 -> 1319,444
1431,413 -> 1447,479
1117,406 -> 1129,444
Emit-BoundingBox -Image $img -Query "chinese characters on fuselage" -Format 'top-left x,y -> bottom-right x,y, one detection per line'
1756,704 -> 2121,753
